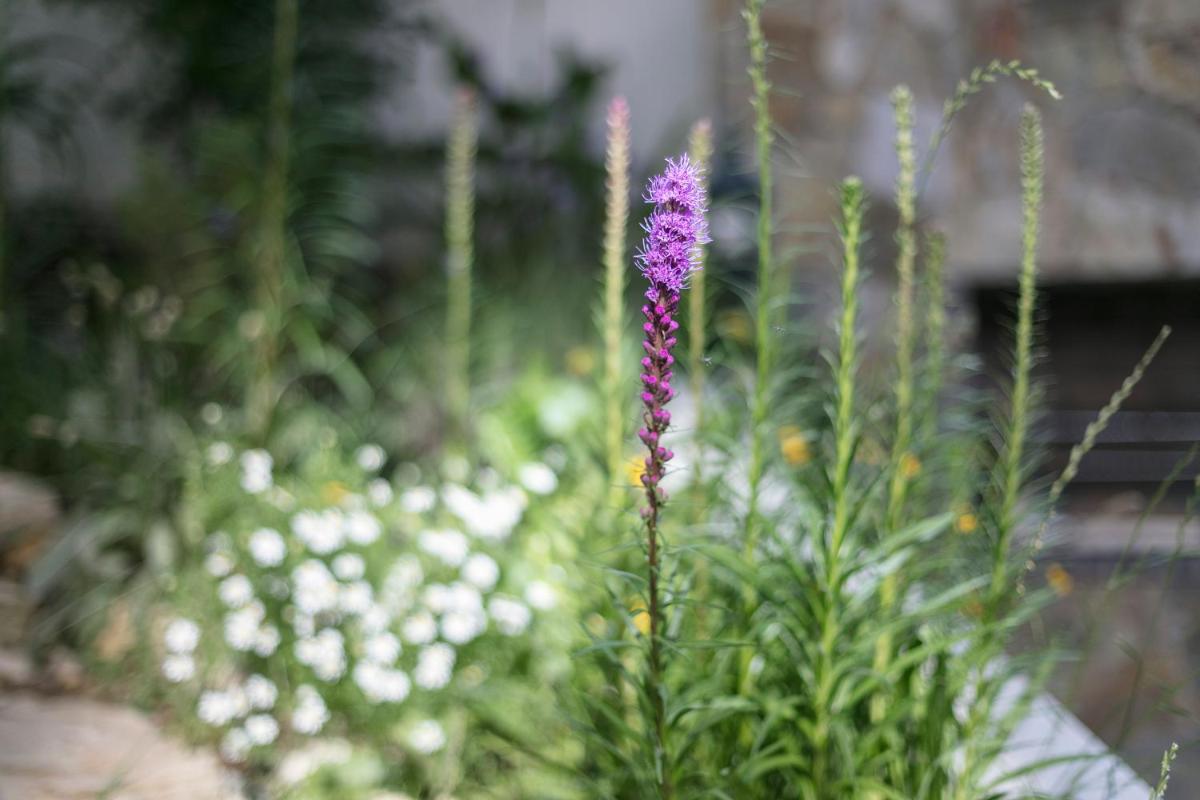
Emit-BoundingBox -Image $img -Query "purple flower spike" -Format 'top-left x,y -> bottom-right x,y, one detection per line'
636,153 -> 708,517
636,155 -> 710,295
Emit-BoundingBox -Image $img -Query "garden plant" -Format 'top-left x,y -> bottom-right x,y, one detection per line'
0,1 -> 1193,799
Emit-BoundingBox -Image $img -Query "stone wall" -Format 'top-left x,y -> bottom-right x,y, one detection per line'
715,0 -> 1200,283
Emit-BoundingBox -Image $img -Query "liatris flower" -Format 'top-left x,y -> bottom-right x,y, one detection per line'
636,155 -> 709,499
633,155 -> 707,796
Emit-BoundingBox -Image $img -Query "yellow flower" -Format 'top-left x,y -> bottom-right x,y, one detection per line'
321,481 -> 350,505
778,425 -> 811,466
955,508 -> 978,535
1046,563 -> 1074,597
625,455 -> 647,487
629,602 -> 651,636
900,452 -> 921,479
566,345 -> 596,377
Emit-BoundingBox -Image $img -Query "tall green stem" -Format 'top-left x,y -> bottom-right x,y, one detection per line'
813,177 -> 865,792
248,0 -> 297,439
602,97 -> 631,500
743,0 -> 774,558
919,232 -> 947,442
687,118 -> 712,469
989,104 -> 1042,607
444,89 -> 479,448
955,105 -> 1044,800
872,85 -> 918,727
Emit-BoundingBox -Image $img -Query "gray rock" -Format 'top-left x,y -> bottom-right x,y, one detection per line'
0,692 -> 245,800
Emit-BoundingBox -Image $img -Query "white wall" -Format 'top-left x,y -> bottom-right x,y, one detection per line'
379,0 -> 718,162
5,1 -> 718,201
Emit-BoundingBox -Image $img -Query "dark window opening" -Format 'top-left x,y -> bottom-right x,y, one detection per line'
974,278 -> 1200,523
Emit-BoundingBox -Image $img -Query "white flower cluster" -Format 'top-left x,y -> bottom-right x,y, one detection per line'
215,569 -> 280,657
196,673 -> 280,762
291,507 -> 381,554
440,484 -> 527,541
240,449 -> 273,494
182,445 -> 564,767
161,617 -> 200,683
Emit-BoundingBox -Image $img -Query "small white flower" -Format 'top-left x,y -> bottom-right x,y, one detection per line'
220,727 -> 252,762
226,685 -> 252,718
239,449 -> 273,494
414,643 -> 456,690
407,719 -> 446,754
206,441 -> 233,466
218,574 -> 255,608
198,690 -> 239,726
248,527 -> 286,567
441,610 -> 487,645
524,580 -> 557,611
418,529 -> 469,567
399,486 -> 436,514
380,556 -> 424,613
488,596 -> 531,636
291,611 -> 316,639
332,553 -> 365,581
225,602 -> 265,651
291,509 -> 345,555
367,478 -> 394,507
461,552 -> 499,591
276,739 -> 352,786
355,444 -> 386,472
402,611 -> 437,644
292,559 -> 339,615
353,662 -> 411,703
517,462 -> 557,495
421,583 -> 451,614
164,617 -> 201,653
447,582 -> 483,614
254,625 -> 281,657
291,685 -> 329,735
201,402 -> 224,426
244,675 -> 278,709
339,580 -> 374,616
360,604 -> 392,634
161,654 -> 195,683
295,628 -> 346,682
364,632 -> 401,664
204,551 -> 234,578
344,510 -> 382,545
244,713 -> 279,745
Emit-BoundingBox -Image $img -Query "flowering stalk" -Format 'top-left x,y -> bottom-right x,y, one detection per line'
955,104 -> 1044,800
445,88 -> 479,446
602,97 -> 631,501
919,231 -> 947,442
248,0 -> 298,439
686,118 -> 713,454
635,155 -> 708,798
872,85 -> 918,731
989,103 -> 1043,612
744,0 -> 775,559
